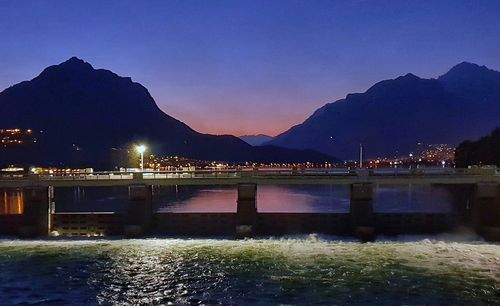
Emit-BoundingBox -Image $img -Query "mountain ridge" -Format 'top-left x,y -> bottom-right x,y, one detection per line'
0,57 -> 335,168
266,62 -> 500,159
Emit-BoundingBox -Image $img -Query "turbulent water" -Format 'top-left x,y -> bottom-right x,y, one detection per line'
0,236 -> 498,305
0,185 -> 494,304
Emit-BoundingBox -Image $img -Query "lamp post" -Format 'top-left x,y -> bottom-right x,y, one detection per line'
136,145 -> 146,171
359,143 -> 363,168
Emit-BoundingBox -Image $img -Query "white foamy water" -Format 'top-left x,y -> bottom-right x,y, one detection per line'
0,236 -> 498,305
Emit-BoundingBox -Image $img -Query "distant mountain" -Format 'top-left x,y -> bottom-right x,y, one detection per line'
267,62 -> 500,159
0,57 -> 335,168
239,134 -> 274,146
455,128 -> 500,167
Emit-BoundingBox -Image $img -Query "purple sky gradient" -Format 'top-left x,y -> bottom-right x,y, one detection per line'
1,0 -> 500,136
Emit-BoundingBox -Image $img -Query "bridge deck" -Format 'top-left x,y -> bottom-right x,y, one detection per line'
0,168 -> 498,188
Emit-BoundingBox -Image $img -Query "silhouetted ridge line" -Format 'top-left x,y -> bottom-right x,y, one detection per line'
267,62 -> 500,159
0,57 -> 336,168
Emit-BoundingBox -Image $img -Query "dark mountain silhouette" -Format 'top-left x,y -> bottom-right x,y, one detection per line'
267,62 -> 500,159
455,128 -> 500,167
239,134 -> 273,146
0,57 -> 335,168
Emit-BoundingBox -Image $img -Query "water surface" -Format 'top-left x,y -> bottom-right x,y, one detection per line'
0,237 -> 498,305
48,185 -> 466,213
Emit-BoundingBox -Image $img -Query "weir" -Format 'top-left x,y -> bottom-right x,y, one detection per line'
350,183 -> 375,241
473,182 -> 500,241
236,183 -> 257,237
125,185 -> 153,237
0,168 -> 499,241
18,186 -> 50,238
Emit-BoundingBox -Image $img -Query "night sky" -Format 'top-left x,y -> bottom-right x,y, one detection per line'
1,0 -> 500,136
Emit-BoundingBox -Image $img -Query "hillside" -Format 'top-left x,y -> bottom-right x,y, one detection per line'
267,62 -> 500,159
0,58 -> 334,168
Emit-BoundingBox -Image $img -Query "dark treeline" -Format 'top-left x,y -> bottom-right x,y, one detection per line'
455,128 -> 500,167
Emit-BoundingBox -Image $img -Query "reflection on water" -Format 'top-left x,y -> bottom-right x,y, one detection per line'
374,185 -> 459,213
154,185 -> 351,213
155,185 -> 462,213
0,190 -> 23,215
257,185 -> 350,212
0,237 -> 498,305
154,186 -> 237,212
55,187 -> 129,213
1,185 -> 468,214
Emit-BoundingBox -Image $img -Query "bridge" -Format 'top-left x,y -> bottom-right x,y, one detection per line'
0,167 -> 499,188
1,167 -> 499,241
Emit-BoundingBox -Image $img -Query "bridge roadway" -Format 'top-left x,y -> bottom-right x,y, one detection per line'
0,167 -> 499,188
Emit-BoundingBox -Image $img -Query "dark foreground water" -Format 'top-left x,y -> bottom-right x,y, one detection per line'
0,236 -> 498,305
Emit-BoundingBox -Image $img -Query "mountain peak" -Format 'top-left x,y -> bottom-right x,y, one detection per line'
455,61 -> 481,68
38,57 -> 95,78
63,56 -> 89,65
57,56 -> 94,71
438,62 -> 500,98
400,73 -> 420,80
363,72 -> 431,98
0,58 -> 334,166
439,61 -> 495,80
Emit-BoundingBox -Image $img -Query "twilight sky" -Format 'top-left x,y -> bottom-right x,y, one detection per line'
1,0 -> 500,136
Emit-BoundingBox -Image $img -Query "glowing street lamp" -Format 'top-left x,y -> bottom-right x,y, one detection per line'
136,145 -> 147,171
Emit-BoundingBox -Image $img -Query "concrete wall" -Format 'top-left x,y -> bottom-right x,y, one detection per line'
51,213 -> 123,237
19,187 -> 50,237
125,185 -> 153,237
0,215 -> 22,235
256,213 -> 350,235
0,211 -> 475,238
154,213 -> 237,235
473,182 -> 500,241
152,212 -> 458,236
376,213 -> 461,235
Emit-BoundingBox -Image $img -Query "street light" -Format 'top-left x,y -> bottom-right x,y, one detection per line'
136,145 -> 146,171
359,143 -> 363,169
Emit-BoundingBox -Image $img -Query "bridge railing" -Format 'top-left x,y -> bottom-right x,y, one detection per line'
40,172 -> 135,181
0,166 -> 497,182
142,170 -> 241,179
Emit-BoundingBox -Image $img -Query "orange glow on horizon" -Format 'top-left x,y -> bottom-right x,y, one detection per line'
160,105 -> 310,137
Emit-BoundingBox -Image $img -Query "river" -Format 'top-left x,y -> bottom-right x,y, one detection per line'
1,185 -> 498,305
47,184 -> 466,213
0,237 -> 498,305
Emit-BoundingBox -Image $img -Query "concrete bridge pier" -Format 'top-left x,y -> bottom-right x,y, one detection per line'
18,186 -> 50,238
350,183 -> 375,242
473,182 -> 500,241
236,183 -> 257,238
125,185 -> 153,238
